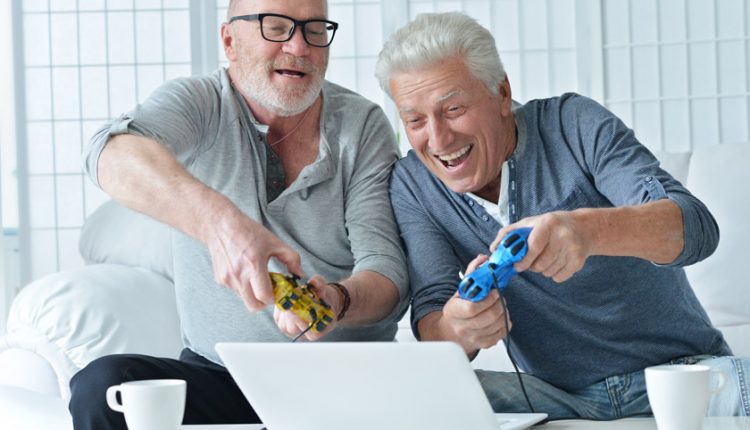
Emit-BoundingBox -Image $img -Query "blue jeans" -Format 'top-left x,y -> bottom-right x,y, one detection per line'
476,355 -> 750,420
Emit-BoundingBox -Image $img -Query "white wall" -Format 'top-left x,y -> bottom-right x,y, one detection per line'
0,0 -> 15,336
3,0 -> 749,307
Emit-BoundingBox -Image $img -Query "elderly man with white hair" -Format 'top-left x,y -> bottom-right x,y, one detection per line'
376,11 -> 748,420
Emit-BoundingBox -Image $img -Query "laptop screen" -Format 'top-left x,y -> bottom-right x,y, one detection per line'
216,342 -> 545,430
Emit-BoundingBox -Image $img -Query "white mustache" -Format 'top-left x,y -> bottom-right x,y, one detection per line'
271,56 -> 316,74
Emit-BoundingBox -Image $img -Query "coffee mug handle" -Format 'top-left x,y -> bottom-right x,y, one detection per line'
106,385 -> 124,412
710,369 -> 726,394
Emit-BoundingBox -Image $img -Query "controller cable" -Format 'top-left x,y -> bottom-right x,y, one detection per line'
291,323 -> 314,342
489,275 -> 653,424
489,271 -> 538,415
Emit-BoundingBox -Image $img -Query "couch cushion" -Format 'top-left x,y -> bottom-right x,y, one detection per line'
651,150 -> 692,185
80,201 -> 174,281
0,385 -> 72,430
684,143 -> 750,357
2,264 -> 182,399
0,348 -> 59,396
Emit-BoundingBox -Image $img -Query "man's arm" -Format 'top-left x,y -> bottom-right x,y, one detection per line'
415,253 -> 510,357
492,199 -> 684,283
273,270 -> 400,341
418,296 -> 509,358
336,106 -> 410,320
97,134 -> 302,310
269,102 -> 408,341
329,271 -> 400,325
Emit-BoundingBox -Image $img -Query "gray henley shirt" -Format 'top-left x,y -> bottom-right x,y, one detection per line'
83,68 -> 409,364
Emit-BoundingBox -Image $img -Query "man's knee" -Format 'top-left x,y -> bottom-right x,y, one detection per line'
69,354 -> 157,417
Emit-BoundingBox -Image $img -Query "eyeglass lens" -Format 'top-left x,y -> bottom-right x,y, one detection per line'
261,15 -> 334,46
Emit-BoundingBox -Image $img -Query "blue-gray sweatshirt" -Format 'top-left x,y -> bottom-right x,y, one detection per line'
390,93 -> 731,391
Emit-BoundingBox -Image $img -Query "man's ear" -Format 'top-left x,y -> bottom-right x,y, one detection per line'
221,23 -> 236,60
497,76 -> 513,115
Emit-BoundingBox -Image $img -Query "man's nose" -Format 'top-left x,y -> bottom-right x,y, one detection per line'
427,119 -> 453,148
282,25 -> 311,56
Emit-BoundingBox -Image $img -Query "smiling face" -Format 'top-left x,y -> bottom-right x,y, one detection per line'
222,0 -> 329,117
389,56 -> 516,201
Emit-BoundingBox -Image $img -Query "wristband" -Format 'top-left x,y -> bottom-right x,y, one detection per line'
328,282 -> 351,321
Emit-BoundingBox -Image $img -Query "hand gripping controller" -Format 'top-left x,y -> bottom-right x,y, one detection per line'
457,227 -> 532,302
270,272 -> 335,333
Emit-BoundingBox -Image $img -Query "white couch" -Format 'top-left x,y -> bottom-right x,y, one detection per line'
1,144 -> 749,429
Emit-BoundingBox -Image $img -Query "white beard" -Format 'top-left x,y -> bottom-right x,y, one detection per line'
234,51 -> 326,117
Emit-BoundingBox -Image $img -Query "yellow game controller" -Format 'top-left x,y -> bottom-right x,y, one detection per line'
270,272 -> 335,333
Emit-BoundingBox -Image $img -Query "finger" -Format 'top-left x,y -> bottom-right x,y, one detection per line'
465,254 -> 489,276
304,322 -> 334,341
448,289 -> 501,324
273,308 -> 293,338
448,292 -> 494,319
532,247 -> 561,275
514,228 -> 546,272
489,224 -> 517,252
273,308 -> 296,338
248,267 -> 276,306
307,275 -> 327,290
473,325 -> 508,349
235,272 -> 265,311
472,296 -> 508,332
278,311 -> 310,338
212,257 -> 244,294
529,231 -> 564,274
459,317 -> 507,350
551,258 -> 583,283
542,253 -> 568,279
275,245 -> 303,279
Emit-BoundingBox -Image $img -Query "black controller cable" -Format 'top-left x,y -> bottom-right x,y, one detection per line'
489,270 -> 538,415
291,323 -> 314,342
488,271 -> 654,424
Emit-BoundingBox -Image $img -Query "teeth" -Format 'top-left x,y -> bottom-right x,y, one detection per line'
438,145 -> 471,162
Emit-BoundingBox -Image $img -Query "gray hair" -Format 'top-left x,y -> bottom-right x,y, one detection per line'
375,12 -> 505,97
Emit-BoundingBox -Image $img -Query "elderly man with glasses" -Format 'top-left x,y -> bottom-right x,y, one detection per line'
69,0 -> 408,427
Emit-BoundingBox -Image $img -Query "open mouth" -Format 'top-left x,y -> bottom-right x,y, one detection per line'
276,69 -> 306,78
436,145 -> 473,168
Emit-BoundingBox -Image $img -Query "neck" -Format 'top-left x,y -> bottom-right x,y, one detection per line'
227,67 -> 320,132
473,116 -> 517,203
266,98 -> 320,146
474,178 -> 501,203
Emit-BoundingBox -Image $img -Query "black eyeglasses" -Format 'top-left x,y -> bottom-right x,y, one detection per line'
228,13 -> 339,48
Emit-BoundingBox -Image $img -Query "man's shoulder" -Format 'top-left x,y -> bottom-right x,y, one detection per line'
392,152 -> 437,188
154,68 -> 225,99
394,150 -> 422,170
515,93 -> 613,139
323,81 -> 380,110
518,92 -> 598,111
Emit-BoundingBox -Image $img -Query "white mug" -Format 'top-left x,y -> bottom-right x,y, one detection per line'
106,379 -> 186,430
645,364 -> 725,430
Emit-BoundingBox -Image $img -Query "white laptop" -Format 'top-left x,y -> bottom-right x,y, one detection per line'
215,342 -> 547,430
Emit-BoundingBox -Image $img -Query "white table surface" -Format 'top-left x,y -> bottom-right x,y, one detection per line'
182,417 -> 750,429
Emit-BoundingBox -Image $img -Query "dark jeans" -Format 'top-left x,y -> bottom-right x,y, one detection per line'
69,348 -> 261,429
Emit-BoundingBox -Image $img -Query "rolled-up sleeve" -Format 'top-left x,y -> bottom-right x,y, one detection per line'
345,107 -> 410,322
567,95 -> 720,267
389,159 -> 461,339
81,76 -> 220,188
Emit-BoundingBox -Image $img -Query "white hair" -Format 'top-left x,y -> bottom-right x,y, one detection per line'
375,12 -> 505,97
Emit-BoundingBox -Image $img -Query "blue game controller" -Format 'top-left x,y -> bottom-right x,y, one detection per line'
457,227 -> 532,302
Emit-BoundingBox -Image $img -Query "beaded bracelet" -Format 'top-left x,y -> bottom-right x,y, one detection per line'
328,282 -> 351,321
